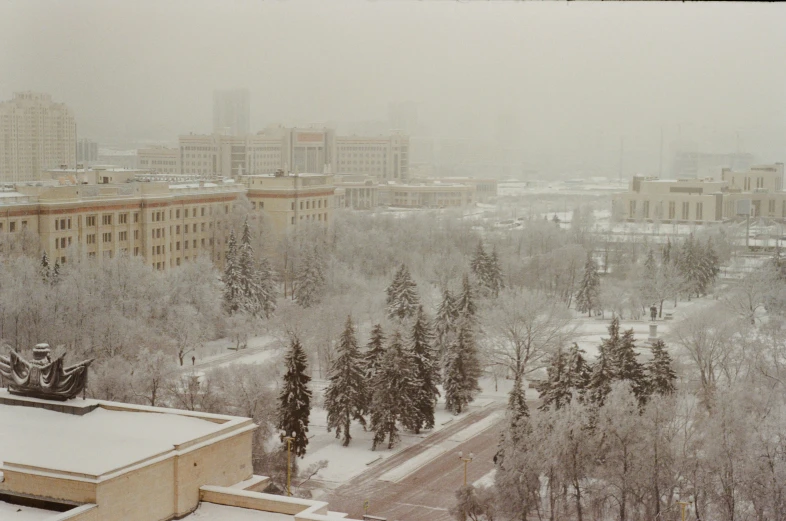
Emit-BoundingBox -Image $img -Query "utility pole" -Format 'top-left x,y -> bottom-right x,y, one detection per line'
458,451 -> 474,486
282,432 -> 296,496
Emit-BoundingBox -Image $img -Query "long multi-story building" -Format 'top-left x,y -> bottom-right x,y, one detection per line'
0,174 -> 244,270
77,138 -> 98,164
612,163 -> 786,223
0,92 -> 76,183
241,172 -> 335,234
137,146 -> 180,175
335,133 -> 409,180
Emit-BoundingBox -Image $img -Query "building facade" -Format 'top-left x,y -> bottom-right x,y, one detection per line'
612,163 -> 786,224
77,138 -> 98,164
335,133 -> 409,180
0,92 -> 76,183
377,181 -> 474,208
137,147 -> 180,175
241,173 -> 335,236
213,89 -> 250,136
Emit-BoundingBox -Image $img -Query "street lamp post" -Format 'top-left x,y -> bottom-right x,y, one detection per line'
281,431 -> 296,497
457,451 -> 474,486
676,501 -> 690,521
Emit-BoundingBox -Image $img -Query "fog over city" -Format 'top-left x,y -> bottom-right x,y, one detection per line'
1,1 -> 785,174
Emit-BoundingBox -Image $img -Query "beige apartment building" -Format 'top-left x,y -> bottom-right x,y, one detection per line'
241,172 -> 335,236
612,163 -> 786,223
0,92 -> 76,183
0,178 -> 244,270
137,146 -> 180,175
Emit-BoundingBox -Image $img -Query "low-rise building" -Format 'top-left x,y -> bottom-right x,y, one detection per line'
612,163 -> 786,223
137,147 -> 180,176
334,174 -> 378,209
378,181 -> 474,208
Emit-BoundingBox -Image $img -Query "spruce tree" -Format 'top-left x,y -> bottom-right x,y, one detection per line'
470,241 -> 490,289
646,339 -> 677,396
486,246 -> 505,298
277,337 -> 312,458
575,252 -> 600,317
257,255 -> 277,318
385,264 -> 420,321
324,316 -> 367,446
238,219 -> 264,316
565,342 -> 592,398
363,324 -> 386,381
40,251 -> 50,283
370,331 -> 417,450
222,229 -> 243,314
456,273 -> 477,320
51,258 -> 61,286
495,373 -> 529,466
537,348 -> 569,412
406,306 -> 440,433
434,288 -> 458,362
587,343 -> 614,407
612,327 -> 647,403
444,321 -> 482,414
294,247 -> 325,308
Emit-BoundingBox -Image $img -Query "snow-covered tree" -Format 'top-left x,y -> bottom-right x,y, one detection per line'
646,339 -> 677,396
277,336 -> 312,458
611,327 -> 647,404
470,240 -> 489,284
406,306 -> 440,433
363,323 -> 386,382
434,288 -> 459,362
385,264 -> 420,321
39,251 -> 50,283
370,331 -> 417,450
538,343 -> 590,412
324,316 -> 367,446
256,255 -> 277,318
456,273 -> 477,320
222,229 -> 244,314
575,252 -> 600,317
293,247 -> 325,308
486,246 -> 504,298
444,321 -> 482,414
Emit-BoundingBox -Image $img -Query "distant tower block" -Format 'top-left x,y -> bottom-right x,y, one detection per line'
649,323 -> 658,341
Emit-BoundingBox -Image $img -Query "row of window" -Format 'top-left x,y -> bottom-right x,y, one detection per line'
290,213 -> 329,225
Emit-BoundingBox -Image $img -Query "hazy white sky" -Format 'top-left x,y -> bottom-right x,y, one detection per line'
1,0 -> 784,172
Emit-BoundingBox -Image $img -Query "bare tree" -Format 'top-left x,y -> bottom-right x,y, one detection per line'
722,267 -> 780,325
483,288 -> 576,381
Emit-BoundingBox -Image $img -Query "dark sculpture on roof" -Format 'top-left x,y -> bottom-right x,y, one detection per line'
0,344 -> 94,401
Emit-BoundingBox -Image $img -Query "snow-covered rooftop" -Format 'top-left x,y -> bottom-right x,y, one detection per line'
0,500 -> 54,521
0,398 -> 224,476
185,502 -> 294,520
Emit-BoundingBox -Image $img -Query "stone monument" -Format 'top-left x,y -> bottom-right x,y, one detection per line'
0,343 -> 94,400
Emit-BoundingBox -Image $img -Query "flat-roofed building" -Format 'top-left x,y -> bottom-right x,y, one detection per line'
0,388 -> 360,521
334,174 -> 378,209
378,181 -> 474,208
138,147 -> 180,176
241,172 -> 335,236
335,133 -> 409,181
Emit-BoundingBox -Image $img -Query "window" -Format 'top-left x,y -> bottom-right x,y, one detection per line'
193,240 -> 196,249
176,225 -> 181,234
102,214 -> 112,225
119,213 -> 128,224
103,232 -> 112,243
259,201 -> 264,209
87,215 -> 96,227
9,222 -> 15,232
134,230 -> 139,240
668,201 -> 676,220
86,234 -> 96,244
291,216 -> 295,224
176,258 -> 181,266
185,241 -> 189,250
696,202 -> 703,221
134,247 -> 139,256
201,238 -> 205,247
769,200 -> 776,214
318,200 -> 322,209
119,231 -> 128,241
176,209 -> 181,218
176,241 -> 180,251
201,207 -> 205,217
134,213 -> 139,223
629,201 -> 636,217
300,201 -> 304,210
201,223 -> 205,232
682,202 -> 689,220
643,201 -> 650,219
291,202 -> 294,210
192,223 -> 197,233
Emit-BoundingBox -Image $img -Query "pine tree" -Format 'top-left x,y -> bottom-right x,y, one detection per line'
588,342 -> 614,407
324,316 -> 367,446
385,264 -> 420,321
238,219 -> 264,316
222,229 -> 244,314
294,247 -> 325,308
575,252 -> 600,317
456,273 -> 477,320
444,321 -> 482,414
406,306 -> 440,433
486,246 -> 505,298
565,342 -> 592,397
470,241 -> 490,288
257,255 -> 277,318
612,327 -> 647,403
40,251 -> 50,283
434,288 -> 458,363
370,331 -> 417,450
277,337 -> 312,458
51,258 -> 61,286
537,348 -> 569,411
495,372 -> 529,466
363,324 -> 386,381
646,339 -> 677,396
